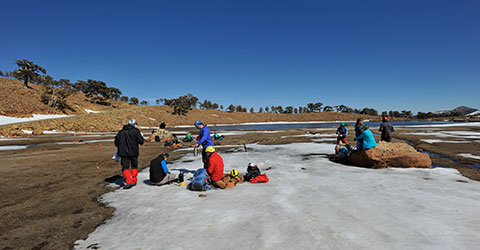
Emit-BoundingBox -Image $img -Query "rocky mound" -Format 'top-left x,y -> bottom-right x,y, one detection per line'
348,141 -> 432,168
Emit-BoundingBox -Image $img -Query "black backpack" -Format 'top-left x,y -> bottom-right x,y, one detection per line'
245,164 -> 261,181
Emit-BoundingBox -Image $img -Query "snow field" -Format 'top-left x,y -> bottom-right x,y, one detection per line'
0,114 -> 71,126
74,143 -> 480,250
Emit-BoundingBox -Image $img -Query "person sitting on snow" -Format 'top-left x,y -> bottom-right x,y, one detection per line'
183,132 -> 193,142
146,122 -> 173,142
149,153 -> 177,185
213,132 -> 224,140
354,124 -> 377,150
336,122 -> 348,145
204,146 -> 227,189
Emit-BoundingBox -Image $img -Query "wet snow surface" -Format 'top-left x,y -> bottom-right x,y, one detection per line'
75,143 -> 480,250
0,114 -> 71,125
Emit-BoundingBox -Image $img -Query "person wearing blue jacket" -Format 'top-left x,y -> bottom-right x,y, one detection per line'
193,120 -> 214,168
354,124 -> 377,150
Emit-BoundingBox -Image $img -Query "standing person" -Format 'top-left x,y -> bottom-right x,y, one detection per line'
354,119 -> 364,149
336,122 -> 348,145
149,153 -> 177,186
355,124 -> 377,150
193,120 -> 214,168
379,116 -> 395,142
204,146 -> 226,189
114,119 -> 145,189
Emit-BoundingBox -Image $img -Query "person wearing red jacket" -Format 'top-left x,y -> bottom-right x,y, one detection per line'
205,146 -> 227,189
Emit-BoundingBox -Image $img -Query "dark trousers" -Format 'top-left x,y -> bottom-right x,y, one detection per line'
121,156 -> 138,171
202,148 -> 213,169
381,137 -> 392,142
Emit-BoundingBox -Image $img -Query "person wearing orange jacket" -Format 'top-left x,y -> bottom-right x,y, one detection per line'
204,146 -> 227,189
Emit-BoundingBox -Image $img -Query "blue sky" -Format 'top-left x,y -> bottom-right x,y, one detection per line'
1,0 -> 478,113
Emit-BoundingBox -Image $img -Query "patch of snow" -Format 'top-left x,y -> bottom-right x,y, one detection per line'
457,153 -> 480,160
281,133 -> 337,139
467,110 -> 480,116
404,122 -> 480,128
85,109 -> 103,114
0,114 -> 72,126
210,114 -> 220,117
149,117 -> 156,121
0,145 -> 28,151
0,138 -> 32,141
75,143 -> 480,250
403,131 -> 480,139
421,139 -> 472,144
21,130 -> 33,134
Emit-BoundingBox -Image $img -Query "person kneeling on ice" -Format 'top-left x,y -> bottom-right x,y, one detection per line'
354,124 -> 377,150
204,146 -> 228,189
114,119 -> 145,189
149,153 -> 177,186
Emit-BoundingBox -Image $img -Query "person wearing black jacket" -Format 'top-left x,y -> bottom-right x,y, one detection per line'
149,153 -> 177,185
379,116 -> 395,142
114,119 -> 145,189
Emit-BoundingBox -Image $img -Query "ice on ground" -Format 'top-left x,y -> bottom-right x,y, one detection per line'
75,143 -> 480,250
281,133 -> 336,139
404,122 -> 480,128
85,109 -> 103,114
421,139 -> 472,144
457,153 -> 480,160
403,131 -> 480,140
0,114 -> 72,126
0,145 -> 29,151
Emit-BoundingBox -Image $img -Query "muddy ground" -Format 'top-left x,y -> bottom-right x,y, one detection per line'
0,126 -> 479,249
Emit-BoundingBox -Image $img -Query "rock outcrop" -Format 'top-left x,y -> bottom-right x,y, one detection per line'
348,141 -> 431,168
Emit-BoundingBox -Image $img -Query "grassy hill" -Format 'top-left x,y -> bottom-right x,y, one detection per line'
0,78 -> 130,116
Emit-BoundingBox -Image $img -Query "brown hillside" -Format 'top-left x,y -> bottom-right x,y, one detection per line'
0,77 -> 130,116
0,105 -> 379,137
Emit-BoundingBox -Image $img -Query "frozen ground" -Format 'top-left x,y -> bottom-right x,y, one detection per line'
457,153 -> 480,160
0,114 -> 71,126
74,143 -> 480,250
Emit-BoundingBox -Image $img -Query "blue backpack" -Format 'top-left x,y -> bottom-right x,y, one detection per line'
188,168 -> 211,191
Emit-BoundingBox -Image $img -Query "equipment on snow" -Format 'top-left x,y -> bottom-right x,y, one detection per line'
187,168 -> 211,191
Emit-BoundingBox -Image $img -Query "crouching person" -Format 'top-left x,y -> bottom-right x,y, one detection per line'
149,153 -> 177,185
204,146 -> 227,188
220,169 -> 245,189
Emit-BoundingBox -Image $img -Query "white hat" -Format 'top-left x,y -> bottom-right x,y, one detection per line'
128,119 -> 137,126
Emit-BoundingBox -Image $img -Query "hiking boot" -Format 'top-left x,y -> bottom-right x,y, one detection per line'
192,182 -> 204,191
123,183 -> 135,189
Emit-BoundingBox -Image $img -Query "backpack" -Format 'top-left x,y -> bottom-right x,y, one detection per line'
155,135 -> 161,142
245,164 -> 261,181
188,168 -> 211,191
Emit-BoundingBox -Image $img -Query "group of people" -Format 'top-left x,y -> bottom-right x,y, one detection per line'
336,116 -> 395,151
114,119 -> 239,190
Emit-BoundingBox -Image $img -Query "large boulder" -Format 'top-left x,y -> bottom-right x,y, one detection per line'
348,141 -> 431,168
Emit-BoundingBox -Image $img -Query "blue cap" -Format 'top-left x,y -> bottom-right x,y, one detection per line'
194,120 -> 203,125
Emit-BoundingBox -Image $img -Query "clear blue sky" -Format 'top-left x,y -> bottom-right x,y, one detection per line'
1,0 -> 479,113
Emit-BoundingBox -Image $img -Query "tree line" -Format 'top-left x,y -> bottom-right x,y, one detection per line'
1,59 -> 143,111
1,60 -> 425,118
